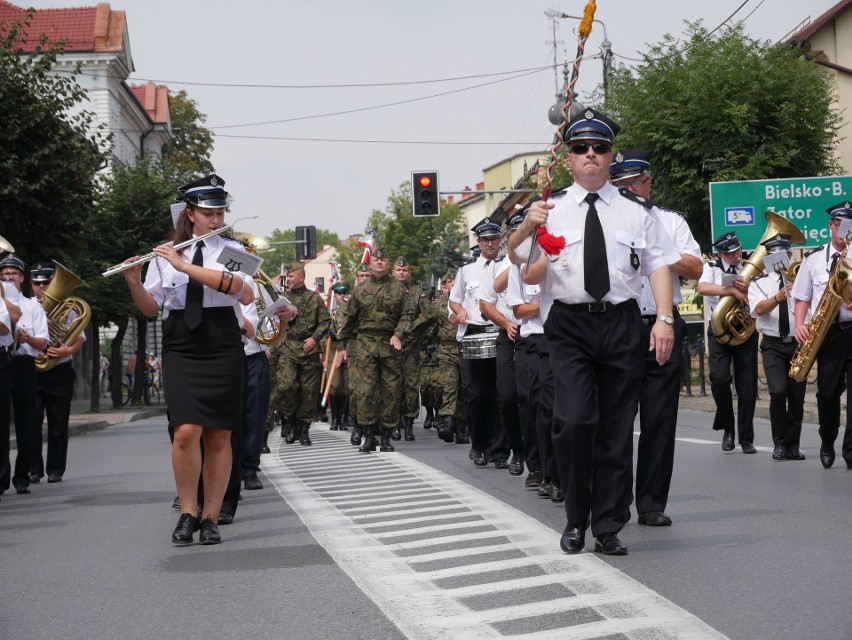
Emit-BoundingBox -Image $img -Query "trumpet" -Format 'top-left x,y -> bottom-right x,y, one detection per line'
102,226 -> 232,277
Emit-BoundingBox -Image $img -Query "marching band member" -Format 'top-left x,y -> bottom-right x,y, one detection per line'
122,174 -> 253,545
0,270 -> 21,500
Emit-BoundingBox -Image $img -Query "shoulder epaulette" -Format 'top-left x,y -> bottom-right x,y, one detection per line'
752,272 -> 769,281
494,255 -> 505,263
656,205 -> 685,218
618,188 -> 654,210
549,187 -> 569,199
459,258 -> 477,268
803,245 -> 825,258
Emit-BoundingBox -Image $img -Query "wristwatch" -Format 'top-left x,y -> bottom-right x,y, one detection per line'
656,315 -> 674,325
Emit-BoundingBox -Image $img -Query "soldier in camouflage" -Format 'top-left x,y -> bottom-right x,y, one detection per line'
327,281 -> 351,431
393,256 -> 424,442
338,248 -> 415,453
272,261 -> 331,446
344,262 -> 371,445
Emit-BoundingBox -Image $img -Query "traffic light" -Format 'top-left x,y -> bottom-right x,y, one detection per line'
412,171 -> 440,217
295,225 -> 316,260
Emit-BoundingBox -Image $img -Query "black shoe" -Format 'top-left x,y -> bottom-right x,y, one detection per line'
199,518 -> 222,545
493,457 -> 509,470
437,416 -> 454,443
299,423 -> 312,446
243,475 -> 263,490
538,481 -> 552,498
820,446 -> 835,469
423,412 -> 434,430
595,532 -> 628,555
722,431 -> 735,452
380,430 -> 396,452
284,421 -> 297,445
13,484 -> 30,494
549,483 -> 564,503
508,455 -> 524,476
404,417 -> 415,441
47,474 -> 62,483
262,432 -> 271,453
637,511 -> 672,526
559,523 -> 586,554
524,470 -> 543,488
359,427 -> 377,453
171,512 -> 199,545
218,512 -> 234,525
29,473 -> 41,483
472,450 -> 488,467
350,426 -> 363,446
454,428 -> 470,445
171,496 -> 181,510
261,444 -> 271,454
772,445 -> 788,460
390,425 -> 402,441
741,442 -> 757,454
786,447 -> 806,461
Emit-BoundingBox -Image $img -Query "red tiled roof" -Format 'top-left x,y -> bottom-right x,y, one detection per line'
786,0 -> 852,44
0,1 -> 124,53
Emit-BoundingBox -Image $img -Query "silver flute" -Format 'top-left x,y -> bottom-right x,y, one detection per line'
102,225 -> 232,277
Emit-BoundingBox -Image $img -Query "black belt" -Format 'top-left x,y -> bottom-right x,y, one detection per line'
762,334 -> 794,344
465,324 -> 497,335
554,299 -> 635,314
11,354 -> 34,362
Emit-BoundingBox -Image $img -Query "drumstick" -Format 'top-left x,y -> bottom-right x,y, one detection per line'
320,349 -> 339,407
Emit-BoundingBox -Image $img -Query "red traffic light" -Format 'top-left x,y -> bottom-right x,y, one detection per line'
419,175 -> 432,189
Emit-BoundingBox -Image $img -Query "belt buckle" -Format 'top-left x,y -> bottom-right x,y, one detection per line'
587,301 -> 606,313
781,336 -> 792,343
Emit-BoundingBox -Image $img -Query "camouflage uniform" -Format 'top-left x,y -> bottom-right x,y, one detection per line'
272,272 -> 331,444
338,267 -> 414,452
419,327 -> 439,429
327,283 -> 351,430
398,284 -> 424,439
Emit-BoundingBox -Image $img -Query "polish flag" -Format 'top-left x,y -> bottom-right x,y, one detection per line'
358,236 -> 374,264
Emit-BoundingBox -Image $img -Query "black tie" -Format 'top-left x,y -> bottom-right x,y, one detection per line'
185,240 -> 205,329
830,252 -> 840,275
583,192 -> 609,301
777,274 -> 789,338
727,265 -> 736,275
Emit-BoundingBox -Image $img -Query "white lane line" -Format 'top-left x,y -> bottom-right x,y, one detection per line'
265,430 -> 727,640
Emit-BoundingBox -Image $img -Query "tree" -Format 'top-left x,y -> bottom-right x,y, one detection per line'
261,227 -> 341,278
160,89 -> 215,183
0,11 -> 105,265
602,23 -> 841,250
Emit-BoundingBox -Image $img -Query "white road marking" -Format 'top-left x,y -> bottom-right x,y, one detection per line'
265,430 -> 728,639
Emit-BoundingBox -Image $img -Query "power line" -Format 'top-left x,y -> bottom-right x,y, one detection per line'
214,133 -> 549,146
707,0 -> 751,37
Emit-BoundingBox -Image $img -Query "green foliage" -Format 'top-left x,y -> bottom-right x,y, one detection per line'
602,23 -> 841,251
160,89 -> 215,183
0,11 -> 105,266
261,227 -> 341,277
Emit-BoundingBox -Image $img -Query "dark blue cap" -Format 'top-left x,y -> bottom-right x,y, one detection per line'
761,233 -> 791,253
0,253 -> 26,273
564,108 -> 620,144
712,232 -> 741,253
179,174 -> 230,208
30,261 -> 55,282
472,218 -> 502,238
827,201 -> 852,219
610,149 -> 652,182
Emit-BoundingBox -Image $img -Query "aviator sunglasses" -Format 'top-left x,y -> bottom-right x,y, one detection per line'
568,143 -> 612,155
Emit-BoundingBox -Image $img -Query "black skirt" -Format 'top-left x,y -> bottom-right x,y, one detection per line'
162,307 -> 244,432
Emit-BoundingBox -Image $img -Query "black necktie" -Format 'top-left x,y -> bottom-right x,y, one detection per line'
583,192 -> 609,301
777,274 -> 789,338
727,265 -> 736,275
185,240 -> 205,329
830,252 -> 840,275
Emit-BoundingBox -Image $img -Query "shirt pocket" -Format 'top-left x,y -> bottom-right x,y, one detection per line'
163,271 -> 189,306
616,234 -> 645,275
554,229 -> 582,270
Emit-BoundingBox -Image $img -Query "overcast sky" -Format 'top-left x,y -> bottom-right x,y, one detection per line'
21,0 -> 841,241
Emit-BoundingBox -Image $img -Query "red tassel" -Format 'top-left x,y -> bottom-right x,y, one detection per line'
536,226 -> 565,255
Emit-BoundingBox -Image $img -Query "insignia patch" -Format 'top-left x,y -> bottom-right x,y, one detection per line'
584,109 -> 594,120
614,151 -> 624,163
210,176 -> 218,186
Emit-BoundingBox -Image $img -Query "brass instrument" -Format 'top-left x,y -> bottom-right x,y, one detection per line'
35,262 -> 92,373
0,233 -> 14,254
711,211 -> 805,345
102,226 -> 232,277
232,232 -> 284,346
789,247 -> 852,382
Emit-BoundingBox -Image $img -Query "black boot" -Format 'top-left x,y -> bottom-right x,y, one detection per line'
261,430 -> 271,454
454,420 -> 470,445
391,417 -> 402,441
359,426 -> 378,453
299,421 -> 312,446
423,406 -> 434,430
438,415 -> 454,443
329,396 -> 340,430
339,395 -> 350,431
350,425 -> 363,446
284,418 -> 297,444
404,416 -> 415,441
280,416 -> 287,438
380,428 -> 395,452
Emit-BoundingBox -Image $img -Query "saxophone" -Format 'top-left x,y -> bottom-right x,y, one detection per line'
789,247 -> 852,382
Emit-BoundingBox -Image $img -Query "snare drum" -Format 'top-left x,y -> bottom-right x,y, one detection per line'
460,334 -> 497,359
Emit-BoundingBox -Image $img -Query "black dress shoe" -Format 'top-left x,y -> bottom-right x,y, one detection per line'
721,431 -> 735,452
261,444 -> 271,454
559,524 -> 586,554
637,511 -> 672,526
741,442 -> 757,454
524,470 -> 543,488
772,445 -> 788,460
549,483 -> 564,503
243,475 -> 263,490
47,474 -> 62,483
217,512 -> 234,525
820,447 -> 835,469
493,457 -> 509,470
508,455 -> 524,476
537,482 -> 551,498
29,473 -> 41,483
786,448 -> 806,461
472,450 -> 489,467
199,518 -> 222,545
172,512 -> 199,545
14,484 -> 30,494
595,532 -> 628,555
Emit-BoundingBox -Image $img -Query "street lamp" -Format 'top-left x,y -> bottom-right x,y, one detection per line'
548,58 -> 586,125
543,9 -> 612,102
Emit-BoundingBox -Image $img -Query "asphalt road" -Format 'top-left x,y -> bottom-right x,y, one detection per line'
2,410 -> 849,640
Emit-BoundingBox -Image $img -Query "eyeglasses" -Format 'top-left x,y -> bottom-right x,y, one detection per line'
479,237 -> 501,244
568,143 -> 612,155
623,176 -> 651,190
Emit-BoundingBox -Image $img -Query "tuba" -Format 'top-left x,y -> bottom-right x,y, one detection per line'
232,232 -> 284,346
711,211 -> 805,346
35,262 -> 92,373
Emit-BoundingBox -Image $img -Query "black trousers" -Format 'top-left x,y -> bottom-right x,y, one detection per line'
458,329 -> 499,454
760,336 -> 806,450
490,329 -> 523,461
241,351 -> 270,478
533,335 -> 558,480
635,314 -> 686,515
815,324 -> 852,465
10,356 -> 38,489
515,335 -> 541,473
546,301 -> 643,537
33,361 -> 75,478
707,329 -> 758,443
0,349 -> 11,493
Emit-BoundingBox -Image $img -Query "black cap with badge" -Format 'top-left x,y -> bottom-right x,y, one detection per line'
712,231 -> 742,253
30,261 -> 55,282
761,233 -> 791,254
827,201 -> 852,219
563,108 -> 620,144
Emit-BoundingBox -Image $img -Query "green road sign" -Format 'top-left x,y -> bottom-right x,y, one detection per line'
709,175 -> 852,250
